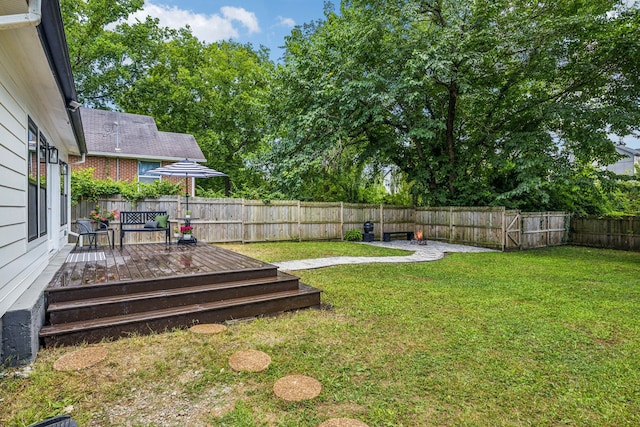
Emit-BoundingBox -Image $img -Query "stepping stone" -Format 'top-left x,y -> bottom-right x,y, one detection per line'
228,350 -> 271,372
189,323 -> 228,334
53,347 -> 107,371
318,419 -> 369,427
273,374 -> 322,401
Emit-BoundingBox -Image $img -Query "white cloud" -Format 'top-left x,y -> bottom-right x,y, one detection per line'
127,1 -> 260,43
276,16 -> 296,28
221,6 -> 260,34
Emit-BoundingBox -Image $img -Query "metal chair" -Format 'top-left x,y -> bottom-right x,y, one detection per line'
95,220 -> 114,249
76,219 -> 97,249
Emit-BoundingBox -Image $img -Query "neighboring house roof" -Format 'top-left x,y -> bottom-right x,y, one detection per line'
607,145 -> 640,176
615,145 -> 640,157
80,108 -> 206,162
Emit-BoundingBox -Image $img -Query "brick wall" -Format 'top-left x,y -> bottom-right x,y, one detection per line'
68,155 -> 192,192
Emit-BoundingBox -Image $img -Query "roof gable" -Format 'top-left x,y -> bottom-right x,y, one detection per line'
80,108 -> 205,161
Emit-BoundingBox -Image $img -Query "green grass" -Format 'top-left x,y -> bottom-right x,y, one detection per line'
1,244 -> 639,426
215,241 -> 411,262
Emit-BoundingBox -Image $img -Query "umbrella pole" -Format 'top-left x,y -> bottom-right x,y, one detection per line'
185,175 -> 189,213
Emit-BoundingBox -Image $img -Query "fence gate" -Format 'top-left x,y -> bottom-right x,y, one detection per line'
504,210 -> 521,251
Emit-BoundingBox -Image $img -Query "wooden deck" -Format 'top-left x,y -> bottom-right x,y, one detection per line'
41,243 -> 321,346
50,243 -> 271,288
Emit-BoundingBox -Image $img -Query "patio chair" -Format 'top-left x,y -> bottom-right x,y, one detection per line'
95,220 -> 114,249
76,219 -> 97,249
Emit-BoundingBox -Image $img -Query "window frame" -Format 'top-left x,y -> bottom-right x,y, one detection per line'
138,160 -> 161,184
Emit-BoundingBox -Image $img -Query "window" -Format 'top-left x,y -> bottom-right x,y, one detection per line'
60,162 -> 68,226
138,160 -> 160,184
27,118 -> 47,241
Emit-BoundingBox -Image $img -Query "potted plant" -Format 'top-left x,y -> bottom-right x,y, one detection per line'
173,226 -> 181,238
180,225 -> 193,239
185,210 -> 191,219
88,204 -> 119,227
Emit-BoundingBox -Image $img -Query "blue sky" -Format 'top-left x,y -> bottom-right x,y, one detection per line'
128,0 -> 330,62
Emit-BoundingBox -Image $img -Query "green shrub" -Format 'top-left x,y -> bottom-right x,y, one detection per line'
70,168 -> 181,205
344,228 -> 363,241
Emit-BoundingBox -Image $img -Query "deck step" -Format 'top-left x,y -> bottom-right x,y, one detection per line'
40,284 -> 321,346
47,272 -> 301,324
46,265 -> 279,303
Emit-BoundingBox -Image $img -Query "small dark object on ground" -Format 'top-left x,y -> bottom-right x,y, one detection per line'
28,415 -> 78,427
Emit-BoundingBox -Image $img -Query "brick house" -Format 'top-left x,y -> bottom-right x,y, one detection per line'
70,108 -> 206,195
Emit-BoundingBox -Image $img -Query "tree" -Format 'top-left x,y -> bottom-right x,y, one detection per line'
271,0 -> 640,211
61,0 -> 276,193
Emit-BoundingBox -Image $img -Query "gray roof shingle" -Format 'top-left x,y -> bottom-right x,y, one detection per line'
80,108 -> 205,161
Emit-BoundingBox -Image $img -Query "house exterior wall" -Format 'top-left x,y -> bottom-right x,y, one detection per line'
70,155 -> 194,192
0,20 -> 79,364
606,146 -> 639,176
607,154 -> 638,175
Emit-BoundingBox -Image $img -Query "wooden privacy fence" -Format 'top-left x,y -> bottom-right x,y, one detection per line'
71,198 -> 570,250
570,216 -> 640,251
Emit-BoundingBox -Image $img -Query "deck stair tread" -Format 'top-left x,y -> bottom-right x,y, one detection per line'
46,265 -> 279,303
47,272 -> 299,313
40,284 -> 320,337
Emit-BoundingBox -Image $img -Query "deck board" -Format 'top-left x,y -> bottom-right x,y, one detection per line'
47,243 -> 272,290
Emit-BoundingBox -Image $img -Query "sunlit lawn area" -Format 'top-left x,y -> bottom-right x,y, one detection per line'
217,241 -> 411,262
1,244 -> 639,426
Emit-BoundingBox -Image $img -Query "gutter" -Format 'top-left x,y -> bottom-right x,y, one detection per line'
0,0 -> 42,30
37,0 -> 87,156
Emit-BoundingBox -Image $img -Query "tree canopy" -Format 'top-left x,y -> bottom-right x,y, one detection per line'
61,0 -> 640,214
268,0 -> 640,212
61,0 -> 275,192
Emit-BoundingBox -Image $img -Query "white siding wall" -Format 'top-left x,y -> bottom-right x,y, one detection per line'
0,45 -> 52,319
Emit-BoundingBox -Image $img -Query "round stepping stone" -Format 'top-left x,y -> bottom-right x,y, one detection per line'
273,374 -> 322,401
318,419 -> 369,427
228,350 -> 271,372
53,346 -> 107,371
318,418 -> 369,427
189,323 -> 228,335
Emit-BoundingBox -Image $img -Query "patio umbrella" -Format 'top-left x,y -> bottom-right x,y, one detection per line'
146,159 -> 227,212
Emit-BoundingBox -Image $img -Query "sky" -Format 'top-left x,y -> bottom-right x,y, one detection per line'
127,0 -> 330,62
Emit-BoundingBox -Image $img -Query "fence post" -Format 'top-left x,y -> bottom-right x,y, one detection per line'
501,207 -> 506,252
449,207 -> 454,243
241,199 -> 246,243
298,200 -> 302,242
380,204 -> 384,241
340,202 -> 344,241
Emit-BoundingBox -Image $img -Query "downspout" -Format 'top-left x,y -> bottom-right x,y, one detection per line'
69,153 -> 86,165
0,0 -> 42,30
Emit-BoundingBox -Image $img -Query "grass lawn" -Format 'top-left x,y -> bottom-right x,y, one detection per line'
216,241 -> 411,262
1,244 -> 639,426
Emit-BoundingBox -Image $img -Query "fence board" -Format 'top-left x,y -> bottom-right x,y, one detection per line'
570,216 -> 640,251
71,198 -> 571,250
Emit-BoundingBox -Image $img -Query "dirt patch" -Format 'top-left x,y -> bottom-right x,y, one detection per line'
97,385 -> 238,426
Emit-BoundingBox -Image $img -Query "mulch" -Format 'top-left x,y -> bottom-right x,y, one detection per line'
317,418 -> 369,427
228,350 -> 271,372
189,323 -> 228,334
273,374 -> 322,401
53,346 -> 107,371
